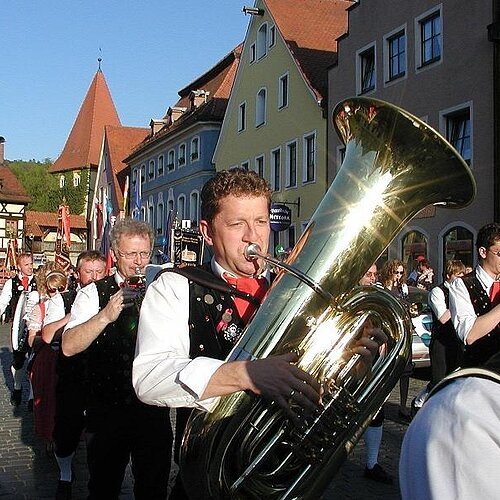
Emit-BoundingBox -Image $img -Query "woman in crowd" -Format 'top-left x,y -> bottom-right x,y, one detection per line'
380,259 -> 413,422
27,263 -> 68,450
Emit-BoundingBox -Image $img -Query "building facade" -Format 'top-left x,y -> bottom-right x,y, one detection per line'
125,46 -> 241,263
328,0 -> 499,277
213,0 -> 350,255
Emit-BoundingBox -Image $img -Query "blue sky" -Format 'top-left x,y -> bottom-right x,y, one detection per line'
1,1 -> 250,161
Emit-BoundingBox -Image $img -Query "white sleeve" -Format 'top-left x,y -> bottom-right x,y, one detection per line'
64,284 -> 99,331
448,278 -> 476,344
0,279 -> 13,316
428,287 -> 447,320
399,378 -> 500,500
133,272 -> 224,411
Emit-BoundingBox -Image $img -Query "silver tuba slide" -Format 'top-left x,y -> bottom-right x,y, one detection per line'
180,97 -> 476,499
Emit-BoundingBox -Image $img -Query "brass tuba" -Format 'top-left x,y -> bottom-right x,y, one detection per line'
180,97 -> 476,499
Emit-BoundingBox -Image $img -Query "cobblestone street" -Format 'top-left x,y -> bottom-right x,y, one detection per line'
0,321 -> 427,499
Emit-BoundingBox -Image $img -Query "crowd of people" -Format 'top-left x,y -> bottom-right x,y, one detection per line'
0,168 -> 498,500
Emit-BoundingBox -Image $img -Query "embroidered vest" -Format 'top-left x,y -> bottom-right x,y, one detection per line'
7,275 -> 37,322
461,275 -> 500,367
87,276 -> 148,408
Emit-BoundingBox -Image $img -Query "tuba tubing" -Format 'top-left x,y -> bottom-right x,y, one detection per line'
180,97 -> 476,499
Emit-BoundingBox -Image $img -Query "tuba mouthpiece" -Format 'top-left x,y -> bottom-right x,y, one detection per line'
244,243 -> 261,261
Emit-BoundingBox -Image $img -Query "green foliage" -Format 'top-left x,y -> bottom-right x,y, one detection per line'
6,160 -> 89,214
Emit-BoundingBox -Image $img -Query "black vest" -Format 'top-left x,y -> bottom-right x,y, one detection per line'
6,274 -> 37,322
158,265 -> 252,360
461,274 -> 500,367
430,283 -> 459,344
87,276 -> 152,409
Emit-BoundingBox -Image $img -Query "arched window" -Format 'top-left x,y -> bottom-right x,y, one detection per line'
257,23 -> 268,59
402,230 -> 428,268
443,226 -> 473,268
189,191 -> 199,224
177,195 -> 186,220
73,172 -> 80,187
59,175 -> 65,188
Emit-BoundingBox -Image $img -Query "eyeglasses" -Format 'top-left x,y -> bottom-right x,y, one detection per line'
115,249 -> 152,260
394,271 -> 404,275
365,272 -> 378,278
488,249 -> 500,258
48,286 -> 66,293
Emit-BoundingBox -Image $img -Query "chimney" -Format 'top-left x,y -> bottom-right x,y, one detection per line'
0,137 -> 5,165
189,90 -> 210,111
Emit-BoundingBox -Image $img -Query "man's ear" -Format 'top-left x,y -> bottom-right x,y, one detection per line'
110,248 -> 118,264
478,246 -> 488,260
199,220 -> 214,246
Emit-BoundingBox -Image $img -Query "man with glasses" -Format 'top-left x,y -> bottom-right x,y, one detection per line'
449,222 -> 500,366
62,219 -> 172,500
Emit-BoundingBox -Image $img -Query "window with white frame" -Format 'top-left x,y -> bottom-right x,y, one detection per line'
177,195 -> 186,220
167,198 -> 174,217
190,191 -> 200,224
285,140 -> 297,188
256,88 -> 267,127
443,106 -> 471,164
140,207 -> 145,221
140,164 -> 145,184
190,137 -> 199,161
386,29 -> 406,81
278,73 -> 289,109
59,175 -> 65,188
358,44 -> 376,94
168,150 -> 175,171
416,8 -> 441,68
238,102 -> 246,132
303,133 -> 316,183
250,43 -> 256,63
149,160 -> 155,179
158,155 -> 164,176
178,144 -> 186,166
269,25 -> 276,48
271,147 -> 281,191
73,172 -> 80,187
157,201 -> 164,235
241,161 -> 249,170
132,168 -> 138,189
257,23 -> 268,59
255,155 -> 264,178
148,200 -> 154,225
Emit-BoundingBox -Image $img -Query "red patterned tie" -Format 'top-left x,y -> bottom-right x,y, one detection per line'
490,280 -> 500,307
21,275 -> 29,290
223,274 -> 269,324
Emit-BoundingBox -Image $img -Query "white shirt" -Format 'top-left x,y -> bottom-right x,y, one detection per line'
65,274 -> 124,331
399,376 -> 500,500
428,281 -> 450,321
132,259 -> 270,411
449,266 -> 494,344
26,293 -> 65,332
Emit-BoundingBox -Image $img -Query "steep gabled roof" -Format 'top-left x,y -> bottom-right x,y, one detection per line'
25,210 -> 87,238
126,44 -> 242,159
50,70 -> 121,174
104,126 -> 149,209
266,0 -> 351,102
0,165 -> 31,204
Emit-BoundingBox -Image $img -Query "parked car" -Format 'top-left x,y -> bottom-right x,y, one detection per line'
407,286 -> 433,368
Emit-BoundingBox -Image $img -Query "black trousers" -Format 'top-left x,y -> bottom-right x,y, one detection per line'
86,404 -> 172,500
429,333 -> 463,389
12,349 -> 27,370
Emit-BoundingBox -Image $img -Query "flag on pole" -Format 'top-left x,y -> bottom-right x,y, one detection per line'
6,239 -> 18,270
132,182 -> 141,220
122,175 -> 130,218
55,204 -> 72,272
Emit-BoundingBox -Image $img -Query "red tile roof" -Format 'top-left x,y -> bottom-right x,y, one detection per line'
50,70 -> 121,173
25,210 -> 87,238
266,0 -> 351,102
104,126 -> 149,209
0,165 -> 31,204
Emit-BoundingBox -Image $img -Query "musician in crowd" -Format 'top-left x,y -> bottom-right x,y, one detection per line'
358,264 -> 392,484
449,222 -> 500,366
133,168 -> 385,497
62,220 -> 172,500
0,252 -> 36,406
380,259 -> 412,422
42,251 -> 106,500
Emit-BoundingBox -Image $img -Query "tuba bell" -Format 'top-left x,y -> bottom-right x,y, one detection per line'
180,97 -> 476,499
